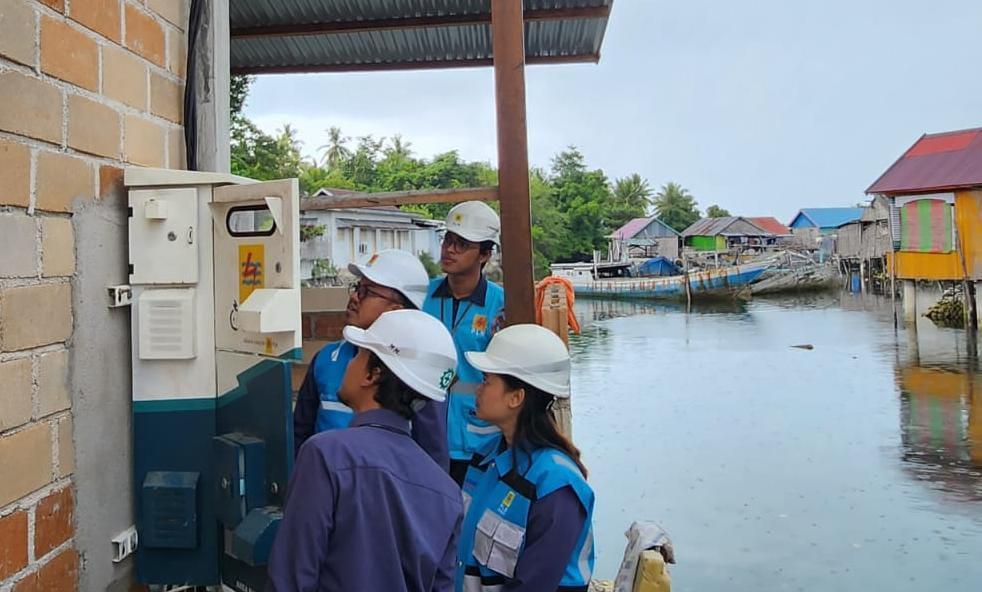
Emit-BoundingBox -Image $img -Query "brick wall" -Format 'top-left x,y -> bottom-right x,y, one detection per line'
0,1 -> 188,590
293,310 -> 348,391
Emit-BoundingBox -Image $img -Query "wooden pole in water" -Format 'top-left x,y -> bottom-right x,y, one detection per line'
683,250 -> 692,309
492,0 -> 535,325
955,224 -> 978,331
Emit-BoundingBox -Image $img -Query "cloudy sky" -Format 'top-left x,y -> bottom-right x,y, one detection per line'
244,0 -> 982,222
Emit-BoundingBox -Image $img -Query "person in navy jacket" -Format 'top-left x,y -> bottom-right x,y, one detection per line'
268,309 -> 463,592
423,201 -> 505,484
456,324 -> 595,592
292,248 -> 449,469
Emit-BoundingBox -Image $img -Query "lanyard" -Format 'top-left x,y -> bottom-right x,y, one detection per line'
440,297 -> 474,334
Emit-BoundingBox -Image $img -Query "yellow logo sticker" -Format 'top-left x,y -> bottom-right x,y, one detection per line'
471,314 -> 488,333
367,253 -> 379,266
239,244 -> 265,303
501,491 -> 516,510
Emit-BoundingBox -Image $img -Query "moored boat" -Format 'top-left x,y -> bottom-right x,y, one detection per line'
751,263 -> 839,295
550,260 -> 770,300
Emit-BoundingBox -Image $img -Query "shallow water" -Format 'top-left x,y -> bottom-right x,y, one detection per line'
570,292 -> 982,591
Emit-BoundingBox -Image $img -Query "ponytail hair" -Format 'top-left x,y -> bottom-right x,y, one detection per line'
501,374 -> 588,478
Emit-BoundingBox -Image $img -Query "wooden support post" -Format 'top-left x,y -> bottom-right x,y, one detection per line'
539,284 -> 573,439
492,0 -> 535,325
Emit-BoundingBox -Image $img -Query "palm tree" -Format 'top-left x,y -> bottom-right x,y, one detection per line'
613,174 -> 652,211
277,124 -> 303,153
317,126 -> 351,169
652,182 -> 700,232
705,204 -> 731,218
385,134 -> 413,160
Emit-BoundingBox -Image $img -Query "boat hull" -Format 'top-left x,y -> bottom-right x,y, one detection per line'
569,262 -> 769,300
751,265 -> 839,295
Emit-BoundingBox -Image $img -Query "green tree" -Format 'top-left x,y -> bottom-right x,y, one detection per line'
549,147 -> 614,260
529,168 -> 569,277
705,204 -> 731,218
418,252 -> 442,278
231,75 -> 253,122
653,182 -> 700,232
342,135 -> 385,188
609,173 -> 652,230
228,80 -> 659,277
299,165 -> 357,196
384,134 -> 413,161
317,126 -> 351,170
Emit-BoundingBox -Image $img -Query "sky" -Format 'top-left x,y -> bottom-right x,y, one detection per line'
243,0 -> 982,223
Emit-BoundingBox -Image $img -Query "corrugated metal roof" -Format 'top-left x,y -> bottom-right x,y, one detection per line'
611,217 -> 650,239
866,127 -> 982,196
681,216 -> 771,237
789,208 -> 864,229
231,1 -> 612,26
229,0 -> 612,74
747,216 -> 790,236
610,216 -> 679,239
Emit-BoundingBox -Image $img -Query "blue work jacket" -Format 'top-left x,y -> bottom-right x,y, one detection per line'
422,276 -> 505,461
457,437 -> 595,592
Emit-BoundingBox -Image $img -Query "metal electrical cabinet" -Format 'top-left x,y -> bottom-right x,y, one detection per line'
125,168 -> 301,591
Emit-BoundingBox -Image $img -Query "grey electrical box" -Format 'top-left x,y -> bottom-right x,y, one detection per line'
129,187 -> 199,285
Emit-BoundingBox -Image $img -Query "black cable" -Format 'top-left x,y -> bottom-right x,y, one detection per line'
183,0 -> 205,170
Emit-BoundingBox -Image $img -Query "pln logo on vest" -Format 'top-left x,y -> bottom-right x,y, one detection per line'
471,314 -> 488,335
497,491 -> 516,514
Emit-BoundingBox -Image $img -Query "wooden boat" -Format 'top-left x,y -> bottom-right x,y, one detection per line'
549,260 -> 770,300
751,264 -> 839,295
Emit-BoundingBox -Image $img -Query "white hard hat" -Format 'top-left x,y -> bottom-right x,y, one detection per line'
343,309 -> 458,402
445,201 -> 500,245
348,249 -> 430,309
465,324 -> 570,398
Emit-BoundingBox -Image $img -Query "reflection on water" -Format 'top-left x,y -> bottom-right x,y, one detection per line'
898,366 -> 982,503
571,293 -> 982,591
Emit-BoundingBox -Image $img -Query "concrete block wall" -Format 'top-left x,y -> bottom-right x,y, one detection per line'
0,1 -> 189,590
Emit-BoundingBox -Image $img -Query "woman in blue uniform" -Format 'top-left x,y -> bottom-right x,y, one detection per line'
457,324 -> 594,592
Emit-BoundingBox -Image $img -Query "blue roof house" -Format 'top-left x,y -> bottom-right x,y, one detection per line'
788,208 -> 864,235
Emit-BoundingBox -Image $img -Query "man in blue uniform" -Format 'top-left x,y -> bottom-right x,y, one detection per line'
267,309 -> 463,592
423,201 -> 505,485
293,249 -> 449,468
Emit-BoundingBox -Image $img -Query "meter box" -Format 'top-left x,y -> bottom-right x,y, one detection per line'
129,187 -> 199,285
125,168 -> 301,590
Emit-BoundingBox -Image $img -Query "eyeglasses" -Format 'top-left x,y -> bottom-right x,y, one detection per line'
442,232 -> 478,252
349,282 -> 401,304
